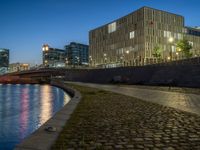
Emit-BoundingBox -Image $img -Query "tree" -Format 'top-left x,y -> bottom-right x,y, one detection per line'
176,39 -> 193,59
153,45 -> 161,58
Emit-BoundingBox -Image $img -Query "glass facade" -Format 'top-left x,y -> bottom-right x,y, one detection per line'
187,27 -> 200,37
0,49 -> 9,68
42,45 -> 66,68
65,42 -> 89,66
0,49 -> 9,75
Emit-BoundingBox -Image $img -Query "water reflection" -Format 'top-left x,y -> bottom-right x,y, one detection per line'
40,85 -> 53,125
19,88 -> 29,139
0,84 -> 71,150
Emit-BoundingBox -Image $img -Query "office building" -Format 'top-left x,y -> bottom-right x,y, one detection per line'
65,42 -> 89,67
0,48 -> 9,74
89,6 -> 200,67
42,44 -> 66,68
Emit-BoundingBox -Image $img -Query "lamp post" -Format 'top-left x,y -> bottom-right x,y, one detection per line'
175,52 -> 179,60
120,56 -> 124,67
177,47 -> 182,60
125,50 -> 130,66
65,58 -> 68,68
168,37 -> 174,61
75,56 -> 80,68
103,53 -> 107,68
89,55 -> 92,67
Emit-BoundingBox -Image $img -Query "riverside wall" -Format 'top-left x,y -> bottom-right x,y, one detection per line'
65,64 -> 200,88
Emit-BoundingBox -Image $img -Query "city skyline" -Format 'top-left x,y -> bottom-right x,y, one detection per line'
0,0 -> 199,65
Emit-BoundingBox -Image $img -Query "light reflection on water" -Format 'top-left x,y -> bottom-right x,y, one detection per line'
0,84 -> 71,150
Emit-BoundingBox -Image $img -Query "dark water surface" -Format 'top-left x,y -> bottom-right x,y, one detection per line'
0,84 -> 71,150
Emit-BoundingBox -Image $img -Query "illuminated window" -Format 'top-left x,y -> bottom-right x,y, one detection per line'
108,22 -> 116,33
172,45 -> 176,52
130,31 -> 135,39
164,31 -> 171,38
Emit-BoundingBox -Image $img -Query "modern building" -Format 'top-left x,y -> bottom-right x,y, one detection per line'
0,48 -> 9,74
65,42 -> 89,67
89,6 -> 200,67
9,63 -> 30,73
42,44 -> 66,68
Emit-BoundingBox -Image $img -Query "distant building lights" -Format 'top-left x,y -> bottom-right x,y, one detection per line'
42,44 -> 49,51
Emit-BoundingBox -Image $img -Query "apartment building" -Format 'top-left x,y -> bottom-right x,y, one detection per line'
89,6 -> 200,67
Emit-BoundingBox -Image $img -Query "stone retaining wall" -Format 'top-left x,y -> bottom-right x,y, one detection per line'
65,65 -> 200,88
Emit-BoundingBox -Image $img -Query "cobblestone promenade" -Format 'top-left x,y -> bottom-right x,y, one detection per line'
69,82 -> 200,115
53,84 -> 200,150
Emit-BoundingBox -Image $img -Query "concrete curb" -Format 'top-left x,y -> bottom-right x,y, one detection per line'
15,81 -> 82,150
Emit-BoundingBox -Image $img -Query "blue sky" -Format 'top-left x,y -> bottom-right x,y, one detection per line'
0,0 -> 199,65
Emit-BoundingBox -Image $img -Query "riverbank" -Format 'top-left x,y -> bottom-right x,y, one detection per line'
15,81 -> 81,150
52,83 -> 200,149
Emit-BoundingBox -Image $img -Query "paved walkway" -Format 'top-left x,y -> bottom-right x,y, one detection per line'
53,83 -> 200,149
67,82 -> 200,116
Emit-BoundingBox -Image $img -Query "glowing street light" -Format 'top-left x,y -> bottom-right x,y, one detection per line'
126,50 -> 130,54
177,47 -> 182,52
168,37 -> 174,61
168,37 -> 174,43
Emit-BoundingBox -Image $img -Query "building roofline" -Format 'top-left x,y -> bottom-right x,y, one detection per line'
89,6 -> 184,32
142,6 -> 184,18
65,42 -> 89,47
185,26 -> 200,31
0,48 -> 9,51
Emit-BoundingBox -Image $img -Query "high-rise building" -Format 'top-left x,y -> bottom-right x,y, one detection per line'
0,48 -> 9,74
42,44 -> 66,68
89,6 -> 200,67
65,42 -> 89,67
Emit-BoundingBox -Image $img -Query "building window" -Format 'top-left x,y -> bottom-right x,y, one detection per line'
108,22 -> 116,33
130,31 -> 135,39
164,30 -> 171,38
177,33 -> 183,40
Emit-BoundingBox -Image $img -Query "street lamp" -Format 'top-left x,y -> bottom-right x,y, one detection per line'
65,58 -> 68,68
120,56 -> 124,67
177,47 -> 182,60
168,37 -> 174,43
175,52 -> 179,60
103,53 -> 107,68
89,56 -> 92,67
168,37 -> 174,61
124,50 -> 130,66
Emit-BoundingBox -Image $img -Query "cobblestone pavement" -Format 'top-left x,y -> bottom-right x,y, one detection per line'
67,82 -> 200,116
52,84 -> 200,150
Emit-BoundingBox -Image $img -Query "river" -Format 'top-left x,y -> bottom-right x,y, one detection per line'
0,84 -> 71,150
